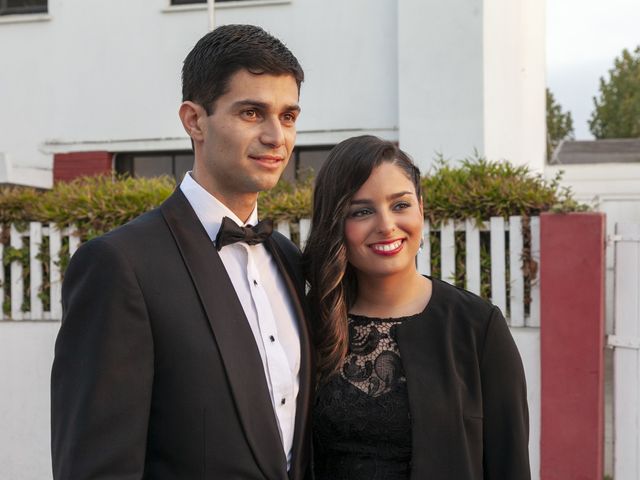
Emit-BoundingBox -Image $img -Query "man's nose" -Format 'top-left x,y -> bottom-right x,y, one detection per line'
260,116 -> 286,147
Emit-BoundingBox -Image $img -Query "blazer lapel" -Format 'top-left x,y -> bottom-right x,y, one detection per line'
396,279 -> 476,479
397,310 -> 458,478
265,235 -> 314,480
160,190 -> 288,480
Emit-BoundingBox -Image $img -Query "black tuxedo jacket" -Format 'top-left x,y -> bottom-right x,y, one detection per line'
51,189 -> 314,480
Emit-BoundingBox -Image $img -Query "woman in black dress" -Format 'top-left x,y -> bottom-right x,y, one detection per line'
302,135 -> 530,480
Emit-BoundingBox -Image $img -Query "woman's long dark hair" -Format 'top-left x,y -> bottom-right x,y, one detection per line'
302,135 -> 421,381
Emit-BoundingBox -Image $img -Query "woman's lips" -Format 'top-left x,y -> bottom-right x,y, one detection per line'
369,239 -> 404,256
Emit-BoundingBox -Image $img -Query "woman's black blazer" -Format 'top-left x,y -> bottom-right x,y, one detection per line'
395,277 -> 531,479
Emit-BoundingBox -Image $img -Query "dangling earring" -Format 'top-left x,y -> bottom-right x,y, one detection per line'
418,238 -> 424,253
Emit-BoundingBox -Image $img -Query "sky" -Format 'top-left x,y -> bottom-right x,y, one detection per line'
546,0 -> 640,139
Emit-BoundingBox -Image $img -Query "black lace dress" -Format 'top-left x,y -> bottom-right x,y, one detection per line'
313,314 -> 413,480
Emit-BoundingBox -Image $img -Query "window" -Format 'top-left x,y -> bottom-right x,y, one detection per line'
115,146 -> 333,184
115,151 -> 194,182
282,146 -> 333,182
170,0 -> 244,5
0,0 -> 47,16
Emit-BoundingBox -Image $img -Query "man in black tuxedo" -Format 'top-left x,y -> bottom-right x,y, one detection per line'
51,24 -> 313,479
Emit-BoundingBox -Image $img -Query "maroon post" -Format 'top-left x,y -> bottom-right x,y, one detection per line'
540,212 -> 606,480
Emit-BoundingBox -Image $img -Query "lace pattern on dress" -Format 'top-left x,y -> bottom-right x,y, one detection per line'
313,314 -> 413,479
341,315 -> 406,397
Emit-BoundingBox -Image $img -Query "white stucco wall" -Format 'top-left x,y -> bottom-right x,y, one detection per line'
398,0 -> 485,168
0,0 -> 400,181
1,0 -> 546,184
512,327 -> 541,480
483,0 -> 546,171
398,0 -> 545,172
0,321 -> 59,480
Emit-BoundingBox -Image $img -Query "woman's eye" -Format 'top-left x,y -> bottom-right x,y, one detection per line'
349,208 -> 372,218
394,202 -> 411,210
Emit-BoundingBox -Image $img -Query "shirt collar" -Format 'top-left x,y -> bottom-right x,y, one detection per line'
179,171 -> 259,244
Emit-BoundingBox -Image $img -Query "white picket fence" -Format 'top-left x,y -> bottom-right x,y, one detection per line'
2,216 -> 540,326
279,215 -> 539,327
609,222 -> 640,480
1,223 -> 79,321
420,216 -> 540,328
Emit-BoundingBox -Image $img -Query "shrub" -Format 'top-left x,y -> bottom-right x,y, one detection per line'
0,157 -> 584,237
421,154 -> 586,226
0,158 -> 586,316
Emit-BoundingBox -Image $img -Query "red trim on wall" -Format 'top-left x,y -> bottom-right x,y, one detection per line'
540,212 -> 606,480
53,151 -> 113,182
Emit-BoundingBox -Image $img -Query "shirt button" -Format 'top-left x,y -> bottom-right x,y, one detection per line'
269,335 -> 275,342
281,398 -> 286,405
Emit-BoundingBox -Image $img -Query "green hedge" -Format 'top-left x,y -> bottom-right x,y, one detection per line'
421,156 -> 585,226
0,158 -> 586,315
0,157 -> 585,240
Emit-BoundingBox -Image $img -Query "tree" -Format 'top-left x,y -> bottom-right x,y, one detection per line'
589,46 -> 640,139
546,88 -> 574,160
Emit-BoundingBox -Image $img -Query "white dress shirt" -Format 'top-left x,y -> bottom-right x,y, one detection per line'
180,173 -> 300,468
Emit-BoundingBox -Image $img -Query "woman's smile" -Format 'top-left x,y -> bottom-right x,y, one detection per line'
369,238 -> 405,255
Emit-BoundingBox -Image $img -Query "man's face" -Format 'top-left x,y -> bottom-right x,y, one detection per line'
193,69 -> 300,208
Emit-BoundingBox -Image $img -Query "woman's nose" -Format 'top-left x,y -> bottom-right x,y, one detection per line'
376,211 -> 396,235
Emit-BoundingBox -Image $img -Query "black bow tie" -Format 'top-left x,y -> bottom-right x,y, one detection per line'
215,216 -> 274,251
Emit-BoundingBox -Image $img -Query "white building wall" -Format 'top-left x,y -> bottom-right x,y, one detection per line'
0,0 -> 400,182
0,322 -> 59,480
1,0 -> 546,183
512,327 -> 541,480
398,0 -> 546,172
398,0 -> 485,169
483,0 -> 546,171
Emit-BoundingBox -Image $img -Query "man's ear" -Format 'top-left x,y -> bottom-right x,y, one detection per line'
179,101 -> 205,142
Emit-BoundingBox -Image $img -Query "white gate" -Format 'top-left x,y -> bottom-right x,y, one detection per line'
610,223 -> 640,479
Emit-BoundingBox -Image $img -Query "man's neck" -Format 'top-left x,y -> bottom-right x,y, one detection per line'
189,171 -> 258,223
213,194 -> 257,224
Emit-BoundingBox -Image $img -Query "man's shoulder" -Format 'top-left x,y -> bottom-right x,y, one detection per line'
270,230 -> 301,261
71,207 -> 168,266
100,207 -> 166,246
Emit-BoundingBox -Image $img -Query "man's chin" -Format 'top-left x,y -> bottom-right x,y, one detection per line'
251,173 -> 286,192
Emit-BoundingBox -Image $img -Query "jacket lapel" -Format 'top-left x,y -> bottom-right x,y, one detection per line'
396,279 -> 476,479
265,235 -> 314,480
160,190 -> 288,480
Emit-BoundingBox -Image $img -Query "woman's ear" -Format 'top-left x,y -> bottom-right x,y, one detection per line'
178,101 -> 205,142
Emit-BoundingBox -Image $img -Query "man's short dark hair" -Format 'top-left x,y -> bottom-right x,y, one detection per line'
182,24 -> 304,115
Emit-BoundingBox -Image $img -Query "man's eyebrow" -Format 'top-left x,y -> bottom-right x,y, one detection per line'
350,191 -> 414,205
231,100 -> 301,113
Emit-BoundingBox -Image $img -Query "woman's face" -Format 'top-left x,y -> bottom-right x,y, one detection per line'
344,162 -> 424,280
